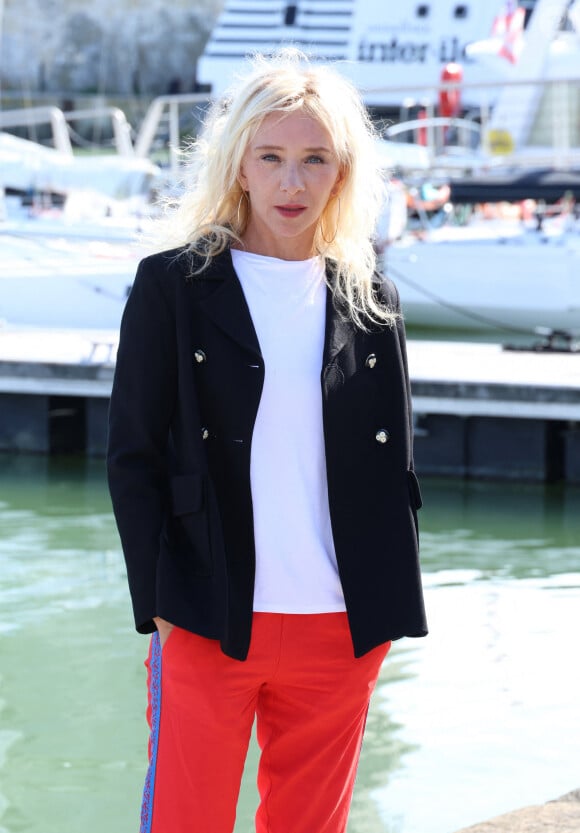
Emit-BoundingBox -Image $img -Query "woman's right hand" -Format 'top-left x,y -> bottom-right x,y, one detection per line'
153,616 -> 175,649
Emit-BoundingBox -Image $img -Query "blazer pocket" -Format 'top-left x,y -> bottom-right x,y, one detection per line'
167,474 -> 213,576
407,469 -> 423,510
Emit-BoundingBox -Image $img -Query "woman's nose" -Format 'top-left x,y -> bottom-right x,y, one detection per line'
280,163 -> 305,194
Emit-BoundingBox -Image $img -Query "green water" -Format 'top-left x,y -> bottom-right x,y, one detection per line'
1,455 -> 579,833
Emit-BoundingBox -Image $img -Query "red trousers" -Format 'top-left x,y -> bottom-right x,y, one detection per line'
140,613 -> 390,833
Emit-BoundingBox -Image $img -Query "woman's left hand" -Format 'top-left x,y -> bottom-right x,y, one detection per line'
153,616 -> 175,649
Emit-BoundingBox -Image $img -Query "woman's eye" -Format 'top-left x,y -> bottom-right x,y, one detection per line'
261,153 -> 280,162
306,155 -> 324,164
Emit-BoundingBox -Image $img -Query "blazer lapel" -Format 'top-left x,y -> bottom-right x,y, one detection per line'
198,252 -> 354,365
323,266 -> 357,366
198,250 -> 262,359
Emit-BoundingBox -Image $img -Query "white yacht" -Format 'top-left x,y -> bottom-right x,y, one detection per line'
197,0 -> 540,109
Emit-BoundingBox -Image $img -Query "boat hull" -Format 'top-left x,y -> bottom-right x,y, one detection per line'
385,228 -> 580,335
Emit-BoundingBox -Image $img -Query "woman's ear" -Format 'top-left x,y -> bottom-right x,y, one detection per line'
331,168 -> 346,198
238,170 -> 248,192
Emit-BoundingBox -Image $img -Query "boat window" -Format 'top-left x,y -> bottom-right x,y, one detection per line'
453,4 -> 469,18
416,4 -> 430,17
284,4 -> 298,25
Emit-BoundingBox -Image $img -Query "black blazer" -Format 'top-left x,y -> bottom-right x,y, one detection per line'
107,247 -> 427,660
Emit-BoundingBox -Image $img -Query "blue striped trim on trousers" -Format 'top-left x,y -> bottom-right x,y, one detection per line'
140,632 -> 162,833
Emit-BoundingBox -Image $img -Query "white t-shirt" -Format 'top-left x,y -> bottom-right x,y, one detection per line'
231,249 -> 346,613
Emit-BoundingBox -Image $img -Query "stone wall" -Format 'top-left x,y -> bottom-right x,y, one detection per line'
1,0 -> 224,95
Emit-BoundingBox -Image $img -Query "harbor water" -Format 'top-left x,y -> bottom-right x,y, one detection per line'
0,454 -> 579,833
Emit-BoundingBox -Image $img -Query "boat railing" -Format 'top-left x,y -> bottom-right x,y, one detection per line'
0,106 -> 74,154
384,117 -> 482,160
366,74 -> 580,172
133,93 -> 212,178
61,107 -> 135,157
0,106 -> 135,157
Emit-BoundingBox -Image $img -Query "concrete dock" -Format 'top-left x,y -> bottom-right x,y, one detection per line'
0,328 -> 579,482
409,339 -> 580,482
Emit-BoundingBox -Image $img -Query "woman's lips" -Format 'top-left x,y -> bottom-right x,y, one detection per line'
275,204 -> 307,218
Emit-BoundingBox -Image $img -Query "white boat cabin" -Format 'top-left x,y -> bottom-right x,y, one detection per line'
197,0 -> 539,109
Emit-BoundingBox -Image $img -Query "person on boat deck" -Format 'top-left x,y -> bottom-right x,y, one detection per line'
107,48 -> 427,833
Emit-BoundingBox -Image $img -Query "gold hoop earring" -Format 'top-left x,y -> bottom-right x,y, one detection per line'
321,196 -> 340,246
237,190 -> 249,229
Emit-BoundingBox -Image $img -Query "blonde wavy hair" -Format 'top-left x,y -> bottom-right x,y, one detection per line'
157,49 -> 396,328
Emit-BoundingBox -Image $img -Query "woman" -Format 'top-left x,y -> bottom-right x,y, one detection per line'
107,49 -> 427,833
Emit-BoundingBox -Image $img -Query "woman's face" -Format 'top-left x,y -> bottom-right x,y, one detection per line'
238,109 -> 343,260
